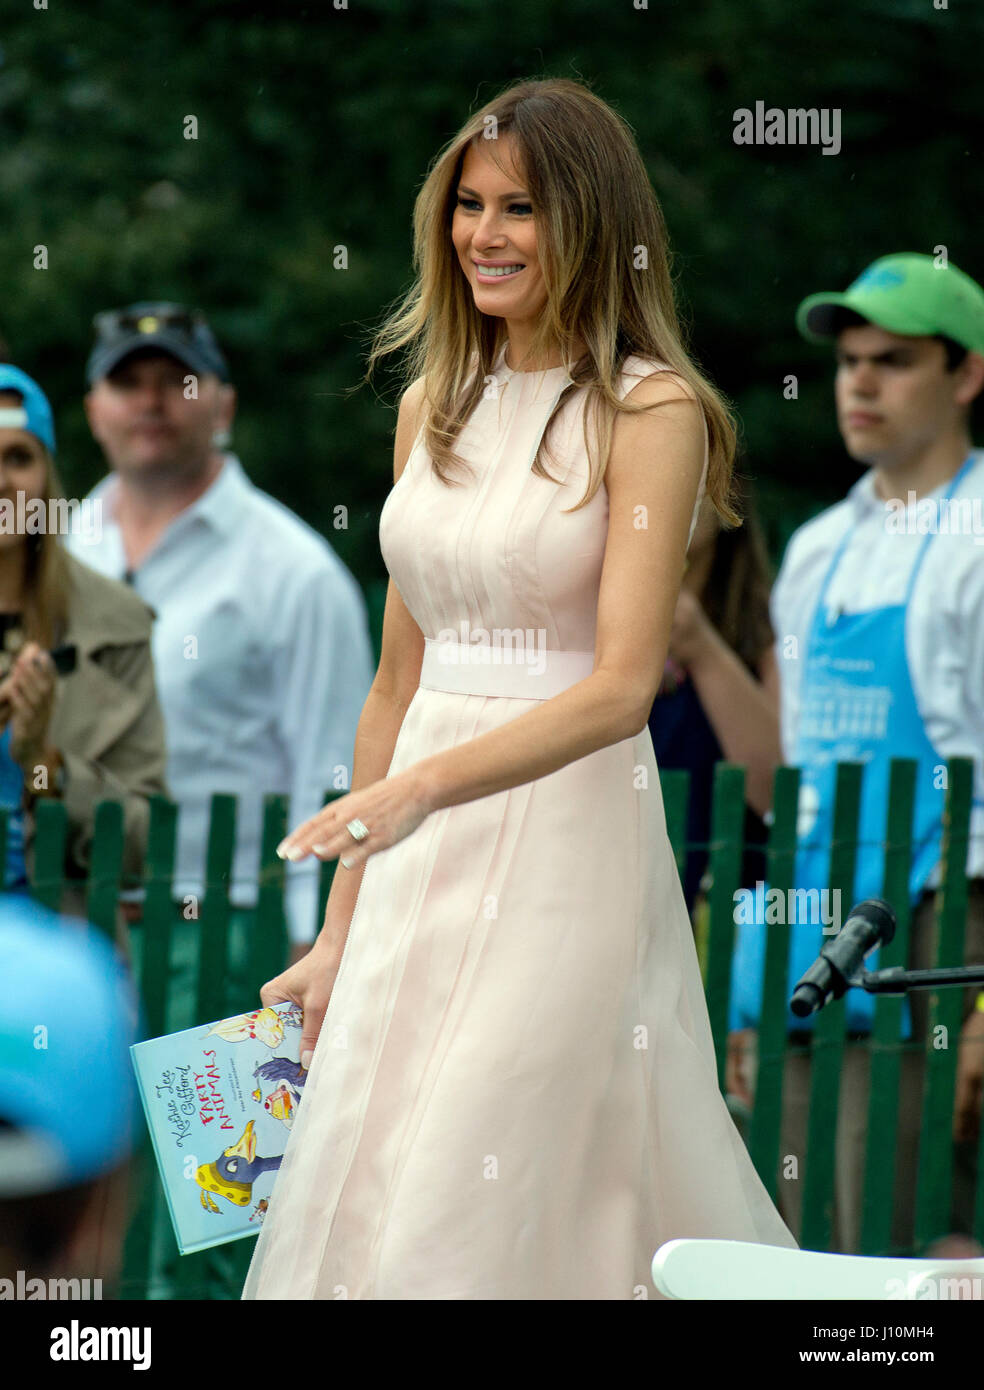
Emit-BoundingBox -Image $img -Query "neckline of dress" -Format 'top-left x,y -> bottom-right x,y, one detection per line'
493,343 -> 574,383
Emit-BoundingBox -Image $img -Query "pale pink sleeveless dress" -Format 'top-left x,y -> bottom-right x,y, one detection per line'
242,343 -> 797,1300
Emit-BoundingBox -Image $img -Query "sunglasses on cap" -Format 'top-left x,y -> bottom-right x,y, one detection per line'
92,306 -> 207,341
86,302 -> 230,385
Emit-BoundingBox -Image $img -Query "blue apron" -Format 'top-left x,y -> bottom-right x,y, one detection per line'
0,724 -> 28,889
730,453 -> 983,1035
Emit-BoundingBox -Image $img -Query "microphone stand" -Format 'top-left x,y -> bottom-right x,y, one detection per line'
791,966 -> 984,1016
851,964 -> 984,995
789,899 -> 984,1016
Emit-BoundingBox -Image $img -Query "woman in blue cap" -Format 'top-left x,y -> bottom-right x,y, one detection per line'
0,894 -> 139,1296
0,364 -> 168,932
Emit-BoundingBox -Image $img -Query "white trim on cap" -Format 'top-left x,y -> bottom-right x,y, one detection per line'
0,407 -> 29,431
0,1126 -> 67,1195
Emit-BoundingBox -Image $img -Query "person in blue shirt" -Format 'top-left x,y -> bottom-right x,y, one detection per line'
727,254 -> 984,1254
0,715 -> 28,892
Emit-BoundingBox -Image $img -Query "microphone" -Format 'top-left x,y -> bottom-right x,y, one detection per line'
790,898 -> 896,1018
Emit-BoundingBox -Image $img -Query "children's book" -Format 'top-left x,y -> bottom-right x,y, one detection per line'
129,1002 -> 308,1254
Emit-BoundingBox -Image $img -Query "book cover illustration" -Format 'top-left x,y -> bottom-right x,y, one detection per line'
130,1002 -> 308,1255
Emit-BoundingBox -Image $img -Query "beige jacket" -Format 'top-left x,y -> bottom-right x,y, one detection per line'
21,551 -> 169,924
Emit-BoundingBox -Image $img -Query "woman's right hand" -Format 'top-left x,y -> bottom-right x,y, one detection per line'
260,928 -> 349,1071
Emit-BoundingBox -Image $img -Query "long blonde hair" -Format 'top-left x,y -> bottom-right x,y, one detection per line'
0,389 -> 71,648
362,76 -> 740,525
21,449 -> 71,651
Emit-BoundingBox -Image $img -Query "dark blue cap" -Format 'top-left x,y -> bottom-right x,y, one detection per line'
86,301 -> 230,386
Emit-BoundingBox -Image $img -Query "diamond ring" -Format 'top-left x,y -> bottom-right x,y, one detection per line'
346,818 -> 370,843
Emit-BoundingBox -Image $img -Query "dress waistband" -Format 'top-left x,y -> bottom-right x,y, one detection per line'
418,637 -> 595,700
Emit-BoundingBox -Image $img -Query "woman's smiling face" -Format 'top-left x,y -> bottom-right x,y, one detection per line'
451,133 -> 548,329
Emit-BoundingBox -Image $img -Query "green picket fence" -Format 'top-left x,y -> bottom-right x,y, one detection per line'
7,756 -> 981,1295
6,788 -> 346,1299
663,753 -> 983,1258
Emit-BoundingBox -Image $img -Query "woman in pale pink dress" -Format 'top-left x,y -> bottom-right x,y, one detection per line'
242,76 -> 797,1301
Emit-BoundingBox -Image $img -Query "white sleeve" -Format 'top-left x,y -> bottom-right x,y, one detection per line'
961,559 -> 984,876
275,565 -> 375,944
911,542 -> 984,883
955,554 -> 984,801
769,538 -> 800,764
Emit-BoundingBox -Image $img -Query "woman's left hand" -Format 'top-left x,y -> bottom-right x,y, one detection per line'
0,643 -> 57,769
277,767 -> 436,871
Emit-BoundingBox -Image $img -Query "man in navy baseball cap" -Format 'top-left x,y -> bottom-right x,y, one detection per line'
85,302 -> 230,387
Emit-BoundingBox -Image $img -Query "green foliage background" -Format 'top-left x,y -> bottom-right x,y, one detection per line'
1,0 -> 981,592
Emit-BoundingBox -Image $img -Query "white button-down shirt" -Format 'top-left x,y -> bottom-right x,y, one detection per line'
771,451 -> 984,884
64,454 -> 374,942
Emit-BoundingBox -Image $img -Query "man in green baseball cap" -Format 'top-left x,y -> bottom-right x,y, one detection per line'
728,251 -> 984,1255
796,252 -> 984,355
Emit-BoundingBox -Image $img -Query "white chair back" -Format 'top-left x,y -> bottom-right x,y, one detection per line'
652,1239 -> 984,1300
